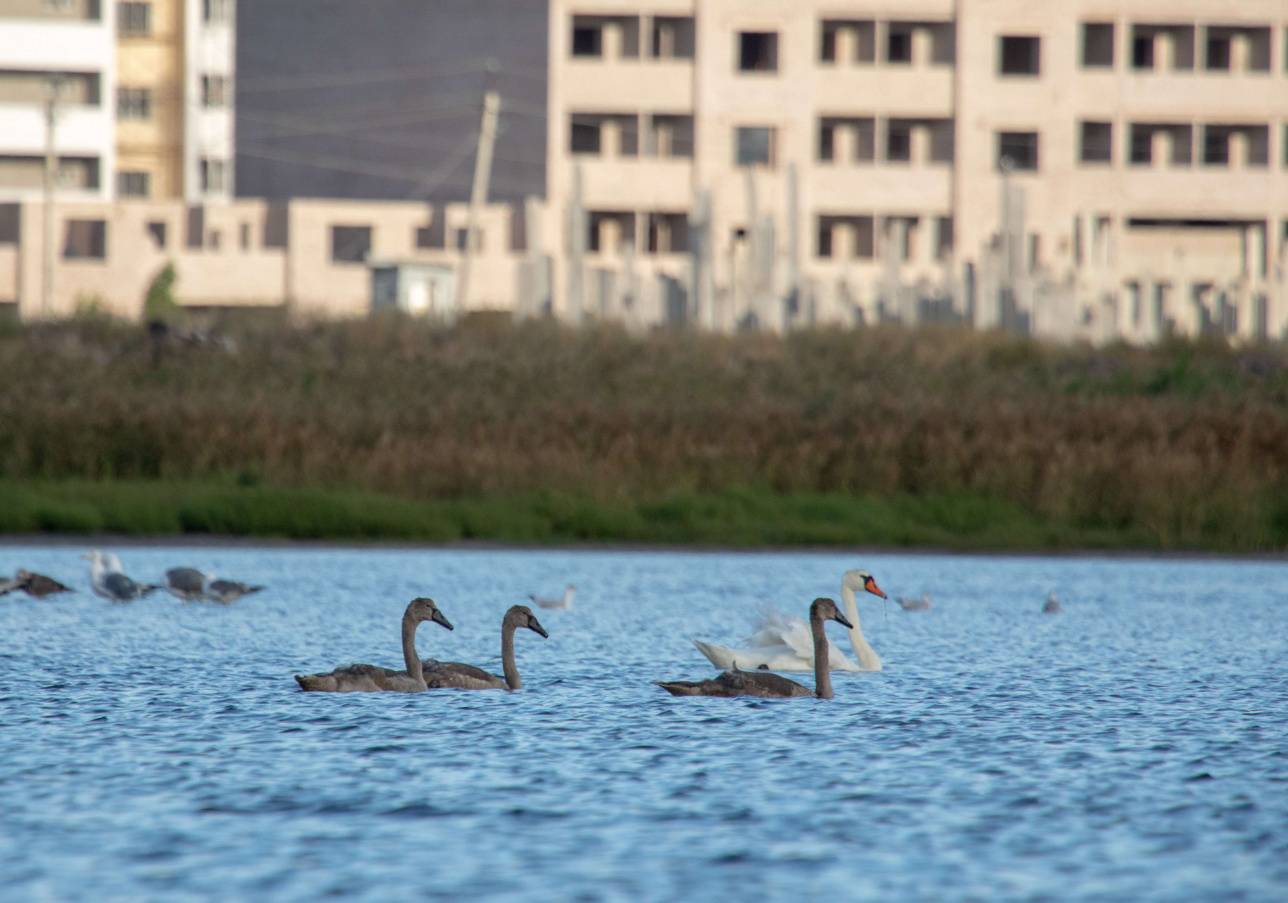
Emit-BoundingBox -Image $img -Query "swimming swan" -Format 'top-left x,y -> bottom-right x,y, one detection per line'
659,598 -> 853,699
531,585 -> 575,610
207,579 -> 265,604
422,605 -> 548,690
692,569 -> 887,673
294,597 -> 454,692
83,550 -> 160,602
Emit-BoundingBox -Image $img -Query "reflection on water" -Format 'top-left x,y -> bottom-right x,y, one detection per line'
1,546 -> 1286,900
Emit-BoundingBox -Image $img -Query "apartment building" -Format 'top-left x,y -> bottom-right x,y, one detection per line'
0,0 -> 116,200
0,0 -> 234,202
545,0 -> 1288,339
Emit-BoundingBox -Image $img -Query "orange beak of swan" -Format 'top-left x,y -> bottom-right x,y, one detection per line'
864,576 -> 887,599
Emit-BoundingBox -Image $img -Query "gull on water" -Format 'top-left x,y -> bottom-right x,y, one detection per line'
165,567 -> 211,602
0,570 -> 74,598
82,550 -> 160,603
531,584 -> 575,610
206,579 -> 264,604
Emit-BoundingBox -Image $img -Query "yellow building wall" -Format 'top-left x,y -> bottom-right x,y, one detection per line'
115,0 -> 185,198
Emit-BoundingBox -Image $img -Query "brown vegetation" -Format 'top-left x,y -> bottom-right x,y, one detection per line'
2,316 -> 1286,549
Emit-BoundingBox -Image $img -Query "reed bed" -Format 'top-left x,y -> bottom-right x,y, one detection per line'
2,315 -> 1286,550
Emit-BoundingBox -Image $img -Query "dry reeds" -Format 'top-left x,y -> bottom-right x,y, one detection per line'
1,316 -> 1286,549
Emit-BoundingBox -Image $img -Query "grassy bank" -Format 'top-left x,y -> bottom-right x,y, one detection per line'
2,317 -> 1287,551
1,480 -> 1160,550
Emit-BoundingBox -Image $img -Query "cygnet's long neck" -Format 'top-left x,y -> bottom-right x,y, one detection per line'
401,612 -> 426,686
841,582 -> 882,671
811,611 -> 834,699
501,621 -> 521,690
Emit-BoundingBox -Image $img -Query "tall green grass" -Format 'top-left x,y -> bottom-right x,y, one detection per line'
1,317 -> 1286,550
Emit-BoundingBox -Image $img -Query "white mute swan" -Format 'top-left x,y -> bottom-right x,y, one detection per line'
531,585 -> 575,610
421,605 -> 548,690
660,598 -> 852,699
295,597 -> 454,692
83,550 -> 159,602
692,569 -> 887,672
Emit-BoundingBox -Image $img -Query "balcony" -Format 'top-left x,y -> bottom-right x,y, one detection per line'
0,103 -> 111,155
559,59 -> 692,110
0,19 -> 110,70
807,162 -> 952,212
813,67 -> 952,118
578,157 -> 692,209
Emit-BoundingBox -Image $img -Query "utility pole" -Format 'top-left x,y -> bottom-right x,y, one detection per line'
42,75 -> 64,318
455,78 -> 501,311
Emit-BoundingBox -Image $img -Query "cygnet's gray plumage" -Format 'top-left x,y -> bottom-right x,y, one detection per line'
8,570 -> 73,598
207,579 -> 264,604
658,598 -> 853,700
422,605 -> 548,690
295,597 -> 454,693
165,567 -> 209,602
1043,592 -> 1062,614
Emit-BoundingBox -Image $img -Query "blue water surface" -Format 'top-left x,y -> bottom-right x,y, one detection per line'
1,545 -> 1285,901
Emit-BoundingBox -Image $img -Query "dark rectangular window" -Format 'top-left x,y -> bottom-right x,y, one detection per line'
569,119 -> 600,155
1202,127 -> 1228,166
738,32 -> 778,72
887,25 -> 913,63
239,222 -> 251,250
651,17 -> 694,59
998,35 -> 1041,75
885,121 -> 912,163
201,74 -> 229,108
330,225 -> 372,263
200,158 -> 226,193
63,219 -> 106,259
1079,121 -> 1112,163
146,220 -> 166,249
1081,23 -> 1114,67
935,216 -> 954,259
1205,32 -> 1231,70
117,170 -> 149,196
1129,124 -> 1153,165
1132,32 -> 1155,69
571,23 -> 601,58
817,215 -> 875,260
203,0 -> 230,23
735,126 -> 775,167
117,1 -> 150,35
116,86 -> 151,119
997,131 -> 1039,171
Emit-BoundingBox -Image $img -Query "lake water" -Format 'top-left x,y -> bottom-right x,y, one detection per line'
1,545 -> 1285,901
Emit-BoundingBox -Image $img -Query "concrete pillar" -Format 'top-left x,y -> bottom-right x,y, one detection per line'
834,25 -> 855,64
1150,129 -> 1167,169
1230,32 -> 1248,72
601,119 -> 621,158
910,25 -> 929,66
909,123 -> 928,165
840,221 -> 860,260
833,123 -> 855,164
604,21 -> 622,60
1229,131 -> 1247,170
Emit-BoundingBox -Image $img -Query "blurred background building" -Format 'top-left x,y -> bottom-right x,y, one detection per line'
1,0 -> 1286,341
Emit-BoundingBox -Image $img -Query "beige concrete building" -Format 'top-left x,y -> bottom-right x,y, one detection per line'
0,196 -> 524,319
544,0 -> 1288,341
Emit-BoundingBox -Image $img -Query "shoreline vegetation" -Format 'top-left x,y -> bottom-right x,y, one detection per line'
2,316 -> 1286,553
